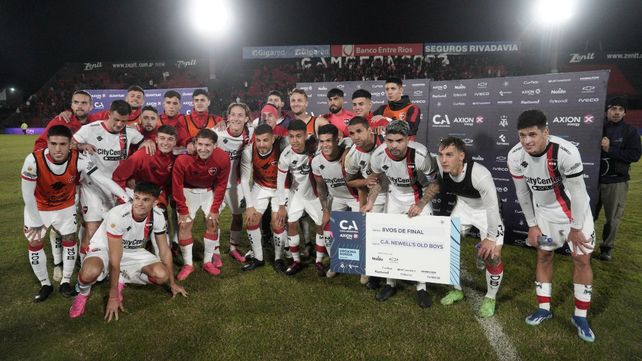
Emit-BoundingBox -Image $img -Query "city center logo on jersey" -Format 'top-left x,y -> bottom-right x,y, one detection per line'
97,148 -> 123,161
208,167 -> 218,175
525,175 -> 562,191
123,238 -> 145,249
325,177 -> 347,188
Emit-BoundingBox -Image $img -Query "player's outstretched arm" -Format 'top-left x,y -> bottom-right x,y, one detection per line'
105,235 -> 124,322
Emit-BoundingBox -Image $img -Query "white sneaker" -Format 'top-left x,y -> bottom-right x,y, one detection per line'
53,265 -> 63,283
360,275 -> 369,285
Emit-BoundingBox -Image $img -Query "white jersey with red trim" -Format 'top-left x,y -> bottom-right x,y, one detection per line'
89,203 -> 167,252
370,141 -> 437,205
311,151 -> 358,201
278,145 -> 314,198
215,128 -> 252,188
73,121 -> 143,178
507,135 -> 588,224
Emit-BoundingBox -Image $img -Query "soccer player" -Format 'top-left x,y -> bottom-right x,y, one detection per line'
344,116 -> 387,286
508,109 -> 596,342
214,102 -> 253,263
176,89 -> 224,152
34,90 -> 93,151
258,104 -> 288,137
312,124 -> 358,277
240,124 -> 289,272
363,120 -> 439,308
373,77 -> 421,140
137,106 -> 160,142
68,182 -> 187,320
275,119 -> 325,276
72,100 -> 149,260
289,88 -> 327,138
319,88 -> 355,137
436,137 -> 505,318
351,89 -> 388,134
22,125 -> 83,301
160,90 -> 183,128
250,90 -> 293,130
172,129 -> 230,280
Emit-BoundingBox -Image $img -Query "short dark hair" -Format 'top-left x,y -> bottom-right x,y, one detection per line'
254,123 -> 274,136
287,119 -> 307,132
196,128 -> 218,143
385,77 -> 403,86
267,90 -> 284,102
157,125 -> 177,138
317,124 -> 339,140
327,88 -> 344,99
517,109 -> 547,130
386,120 -> 409,136
607,96 -> 628,112
289,88 -> 308,100
348,116 -> 370,128
142,105 -> 158,114
72,90 -> 92,100
47,124 -> 72,140
192,89 -> 209,99
163,90 -> 181,100
439,136 -> 466,154
127,85 -> 145,95
110,100 -> 131,115
351,89 -> 372,100
134,182 -> 161,198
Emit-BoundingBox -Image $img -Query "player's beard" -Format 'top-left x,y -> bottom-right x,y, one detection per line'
329,105 -> 341,114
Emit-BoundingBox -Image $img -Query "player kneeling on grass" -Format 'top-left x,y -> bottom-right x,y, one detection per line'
69,182 -> 187,320
436,137 -> 505,318
508,109 -> 596,342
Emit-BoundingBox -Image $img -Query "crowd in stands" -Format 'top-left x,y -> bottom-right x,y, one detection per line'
7,53 -> 538,128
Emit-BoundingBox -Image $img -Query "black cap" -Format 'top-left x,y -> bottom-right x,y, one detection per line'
606,96 -> 628,111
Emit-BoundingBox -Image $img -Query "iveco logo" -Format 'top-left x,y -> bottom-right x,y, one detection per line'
578,98 -> 599,103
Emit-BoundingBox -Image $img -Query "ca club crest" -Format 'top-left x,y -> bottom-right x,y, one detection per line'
547,158 -> 558,170
208,167 -> 218,175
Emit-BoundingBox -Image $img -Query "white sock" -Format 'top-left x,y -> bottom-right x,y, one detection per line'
535,281 -> 552,311
485,262 -> 504,299
574,284 -> 592,317
49,231 -> 62,265
77,277 -> 92,296
247,225 -> 263,261
288,234 -> 301,262
28,244 -> 51,286
416,283 -> 427,291
61,239 -> 77,283
315,233 -> 325,263
301,219 -> 311,244
273,227 -> 286,260
386,278 -> 396,287
214,229 -> 221,255
203,232 -> 218,264
323,229 -> 333,255
179,238 -> 194,266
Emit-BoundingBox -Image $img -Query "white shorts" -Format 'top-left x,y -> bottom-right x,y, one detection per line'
218,186 -> 244,215
330,197 -> 360,212
80,184 -> 115,222
24,205 -> 77,240
535,207 -> 595,253
85,247 -> 160,283
452,200 -> 504,245
287,190 -> 323,224
251,184 -> 282,214
386,198 -> 432,216
184,188 -> 213,220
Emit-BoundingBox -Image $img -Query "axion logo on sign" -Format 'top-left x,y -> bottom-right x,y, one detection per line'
475,115 -> 484,124
453,116 -> 475,126
521,89 -> 541,96
583,114 -> 595,124
552,116 -> 581,127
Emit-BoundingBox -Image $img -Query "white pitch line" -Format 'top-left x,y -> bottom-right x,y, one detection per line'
460,269 -> 522,361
